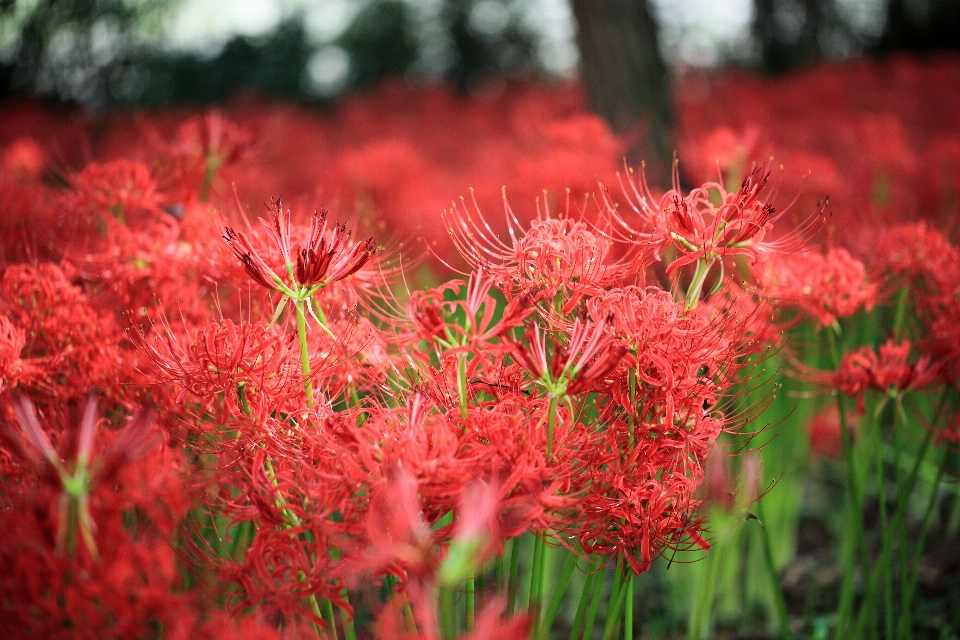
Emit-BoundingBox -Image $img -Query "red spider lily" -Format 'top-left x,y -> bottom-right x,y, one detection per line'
221,197 -> 376,303
509,317 -> 627,397
404,271 -> 534,352
165,110 -> 253,202
588,283 -> 770,431
0,314 -> 25,392
807,403 -> 856,459
603,164 -> 823,276
829,339 -> 939,413
938,412 -> 960,447
2,135 -> 46,180
871,223 -> 960,385
3,392 -> 160,558
0,262 -> 119,401
757,247 -> 878,326
442,189 -> 641,310
870,222 -> 960,289
577,429 -> 710,574
345,469 -> 443,640
69,160 -> 164,226
131,316 -> 303,417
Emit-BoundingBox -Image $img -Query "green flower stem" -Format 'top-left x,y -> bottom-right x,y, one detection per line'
581,562 -> 605,640
539,550 -> 578,637
295,300 -> 314,409
547,395 -> 558,460
896,390 -> 948,617
688,535 -> 724,640
322,597 -> 339,640
466,575 -> 475,633
401,594 -> 418,635
897,453 -> 946,639
475,570 -> 484,624
827,328 -> 868,639
457,353 -> 468,420
892,287 -> 909,341
495,554 -> 505,595
507,536 -> 522,616
756,500 -> 791,640
340,590 -> 357,640
237,382 -> 252,417
600,560 -> 627,640
854,403 -> 894,640
624,573 -> 634,640
528,534 -> 545,623
684,258 -> 716,312
440,586 -> 455,639
568,561 -> 598,640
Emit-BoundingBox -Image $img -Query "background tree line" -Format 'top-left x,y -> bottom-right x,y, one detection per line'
2,0 -> 958,171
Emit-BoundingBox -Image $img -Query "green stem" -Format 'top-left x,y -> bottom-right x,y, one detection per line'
440,587 -> 455,639
854,403 -> 893,640
540,550 -> 579,637
688,538 -> 723,640
568,561 -> 597,640
684,258 -> 715,312
322,597 -> 339,640
897,454 -> 946,639
496,553 -> 504,595
529,534 -> 545,623
624,573 -> 634,640
341,590 -> 357,640
466,575 -> 475,633
295,300 -> 314,409
756,500 -> 791,640
237,382 -> 252,417
507,536 -> 522,616
582,561 -> 605,640
400,592 -> 418,636
457,353 -> 468,420
600,560 -> 627,640
892,287 -> 909,341
547,395 -> 558,460
827,328 -> 867,639
475,570 -> 484,625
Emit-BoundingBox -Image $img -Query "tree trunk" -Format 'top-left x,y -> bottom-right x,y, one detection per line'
571,0 -> 673,181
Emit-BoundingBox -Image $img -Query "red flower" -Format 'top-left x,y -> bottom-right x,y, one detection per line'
603,164 -> 822,276
222,197 -> 375,296
757,247 -> 877,326
3,392 -> 160,558
509,318 -> 626,397
807,403 -> 853,459
831,339 -> 939,413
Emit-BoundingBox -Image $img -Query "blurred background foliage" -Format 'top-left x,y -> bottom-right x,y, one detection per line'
2,0 -> 958,173
3,0 -> 959,106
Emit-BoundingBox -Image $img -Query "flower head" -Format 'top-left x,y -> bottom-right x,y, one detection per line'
831,339 -> 939,412
603,164 -> 823,276
757,247 -> 878,326
222,197 -> 376,297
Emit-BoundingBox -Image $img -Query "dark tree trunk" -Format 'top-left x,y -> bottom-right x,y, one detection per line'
752,0 -> 844,73
877,0 -> 960,53
571,0 -> 673,181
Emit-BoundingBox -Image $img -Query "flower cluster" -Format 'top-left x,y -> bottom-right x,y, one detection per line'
2,55 -> 959,639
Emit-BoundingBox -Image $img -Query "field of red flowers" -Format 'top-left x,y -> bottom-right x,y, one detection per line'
2,54 -> 960,640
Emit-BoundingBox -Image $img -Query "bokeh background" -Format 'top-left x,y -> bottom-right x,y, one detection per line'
3,3 -> 960,639
4,0 -> 959,131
